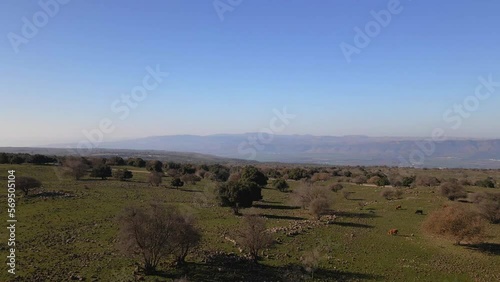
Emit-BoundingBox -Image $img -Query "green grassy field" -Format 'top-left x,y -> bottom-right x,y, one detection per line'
1,164 -> 499,281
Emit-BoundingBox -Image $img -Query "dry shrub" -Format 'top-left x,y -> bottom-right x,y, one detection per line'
422,204 -> 486,245
469,192 -> 500,224
291,184 -> 332,219
311,172 -> 331,182
330,183 -> 344,193
440,182 -> 467,201
380,187 -> 403,200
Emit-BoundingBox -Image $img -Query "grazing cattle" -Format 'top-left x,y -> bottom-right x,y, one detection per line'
388,229 -> 398,235
396,205 -> 402,210
415,209 -> 424,215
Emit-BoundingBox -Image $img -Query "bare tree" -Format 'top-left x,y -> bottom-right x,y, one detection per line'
236,215 -> 273,263
291,184 -> 332,218
148,172 -> 163,187
118,204 -> 201,274
17,176 -> 42,196
62,157 -> 88,180
171,212 -> 201,265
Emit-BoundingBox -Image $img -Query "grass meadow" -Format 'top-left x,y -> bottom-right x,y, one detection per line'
1,164 -> 499,281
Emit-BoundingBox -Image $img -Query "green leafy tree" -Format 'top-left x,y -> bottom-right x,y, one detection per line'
240,166 -> 268,187
90,164 -> 112,180
170,178 -> 184,189
272,178 -> 289,192
216,180 -> 262,214
113,169 -> 133,181
146,160 -> 163,172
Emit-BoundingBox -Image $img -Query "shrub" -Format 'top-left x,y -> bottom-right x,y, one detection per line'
470,192 -> 500,224
330,183 -> 344,193
291,185 -> 332,218
146,160 -> 163,173
180,174 -> 201,185
113,169 -> 133,181
475,178 -> 495,188
272,178 -> 289,192
402,175 -> 416,187
422,204 -> 486,245
171,178 -> 184,189
380,187 -> 403,200
416,176 -> 441,187
440,182 -> 467,201
353,176 -> 367,185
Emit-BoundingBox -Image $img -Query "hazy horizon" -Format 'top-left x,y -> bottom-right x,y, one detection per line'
1,1 -> 500,147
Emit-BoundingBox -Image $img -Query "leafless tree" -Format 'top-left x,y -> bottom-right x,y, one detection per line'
17,176 -> 42,196
62,157 -> 88,180
118,204 -> 201,274
236,215 -> 273,263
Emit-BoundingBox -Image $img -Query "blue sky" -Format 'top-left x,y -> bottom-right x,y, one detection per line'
1,0 -> 499,146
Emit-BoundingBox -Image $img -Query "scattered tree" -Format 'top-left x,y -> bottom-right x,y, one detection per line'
240,166 -> 268,187
90,164 -> 112,180
17,176 -> 42,196
272,178 -> 289,192
216,180 -> 262,214
63,157 -> 89,180
113,169 -> 133,181
236,215 -> 273,263
118,204 -> 201,274
291,185 -> 332,218
171,178 -> 184,189
146,160 -> 163,172
148,172 -> 163,187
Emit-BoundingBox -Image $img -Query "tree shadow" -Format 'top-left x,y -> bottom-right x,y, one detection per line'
348,198 -> 365,201
332,222 -> 374,228
466,243 -> 500,255
150,259 -> 384,282
178,188 -> 202,193
329,210 -> 380,218
261,214 -> 307,221
253,204 -> 300,210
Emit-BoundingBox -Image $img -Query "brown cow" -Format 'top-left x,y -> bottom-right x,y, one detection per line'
388,229 -> 398,235
395,205 -> 402,210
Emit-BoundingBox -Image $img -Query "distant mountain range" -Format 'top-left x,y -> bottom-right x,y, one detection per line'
46,134 -> 500,168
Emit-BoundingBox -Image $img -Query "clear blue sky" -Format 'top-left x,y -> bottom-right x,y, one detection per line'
1,0 -> 499,146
